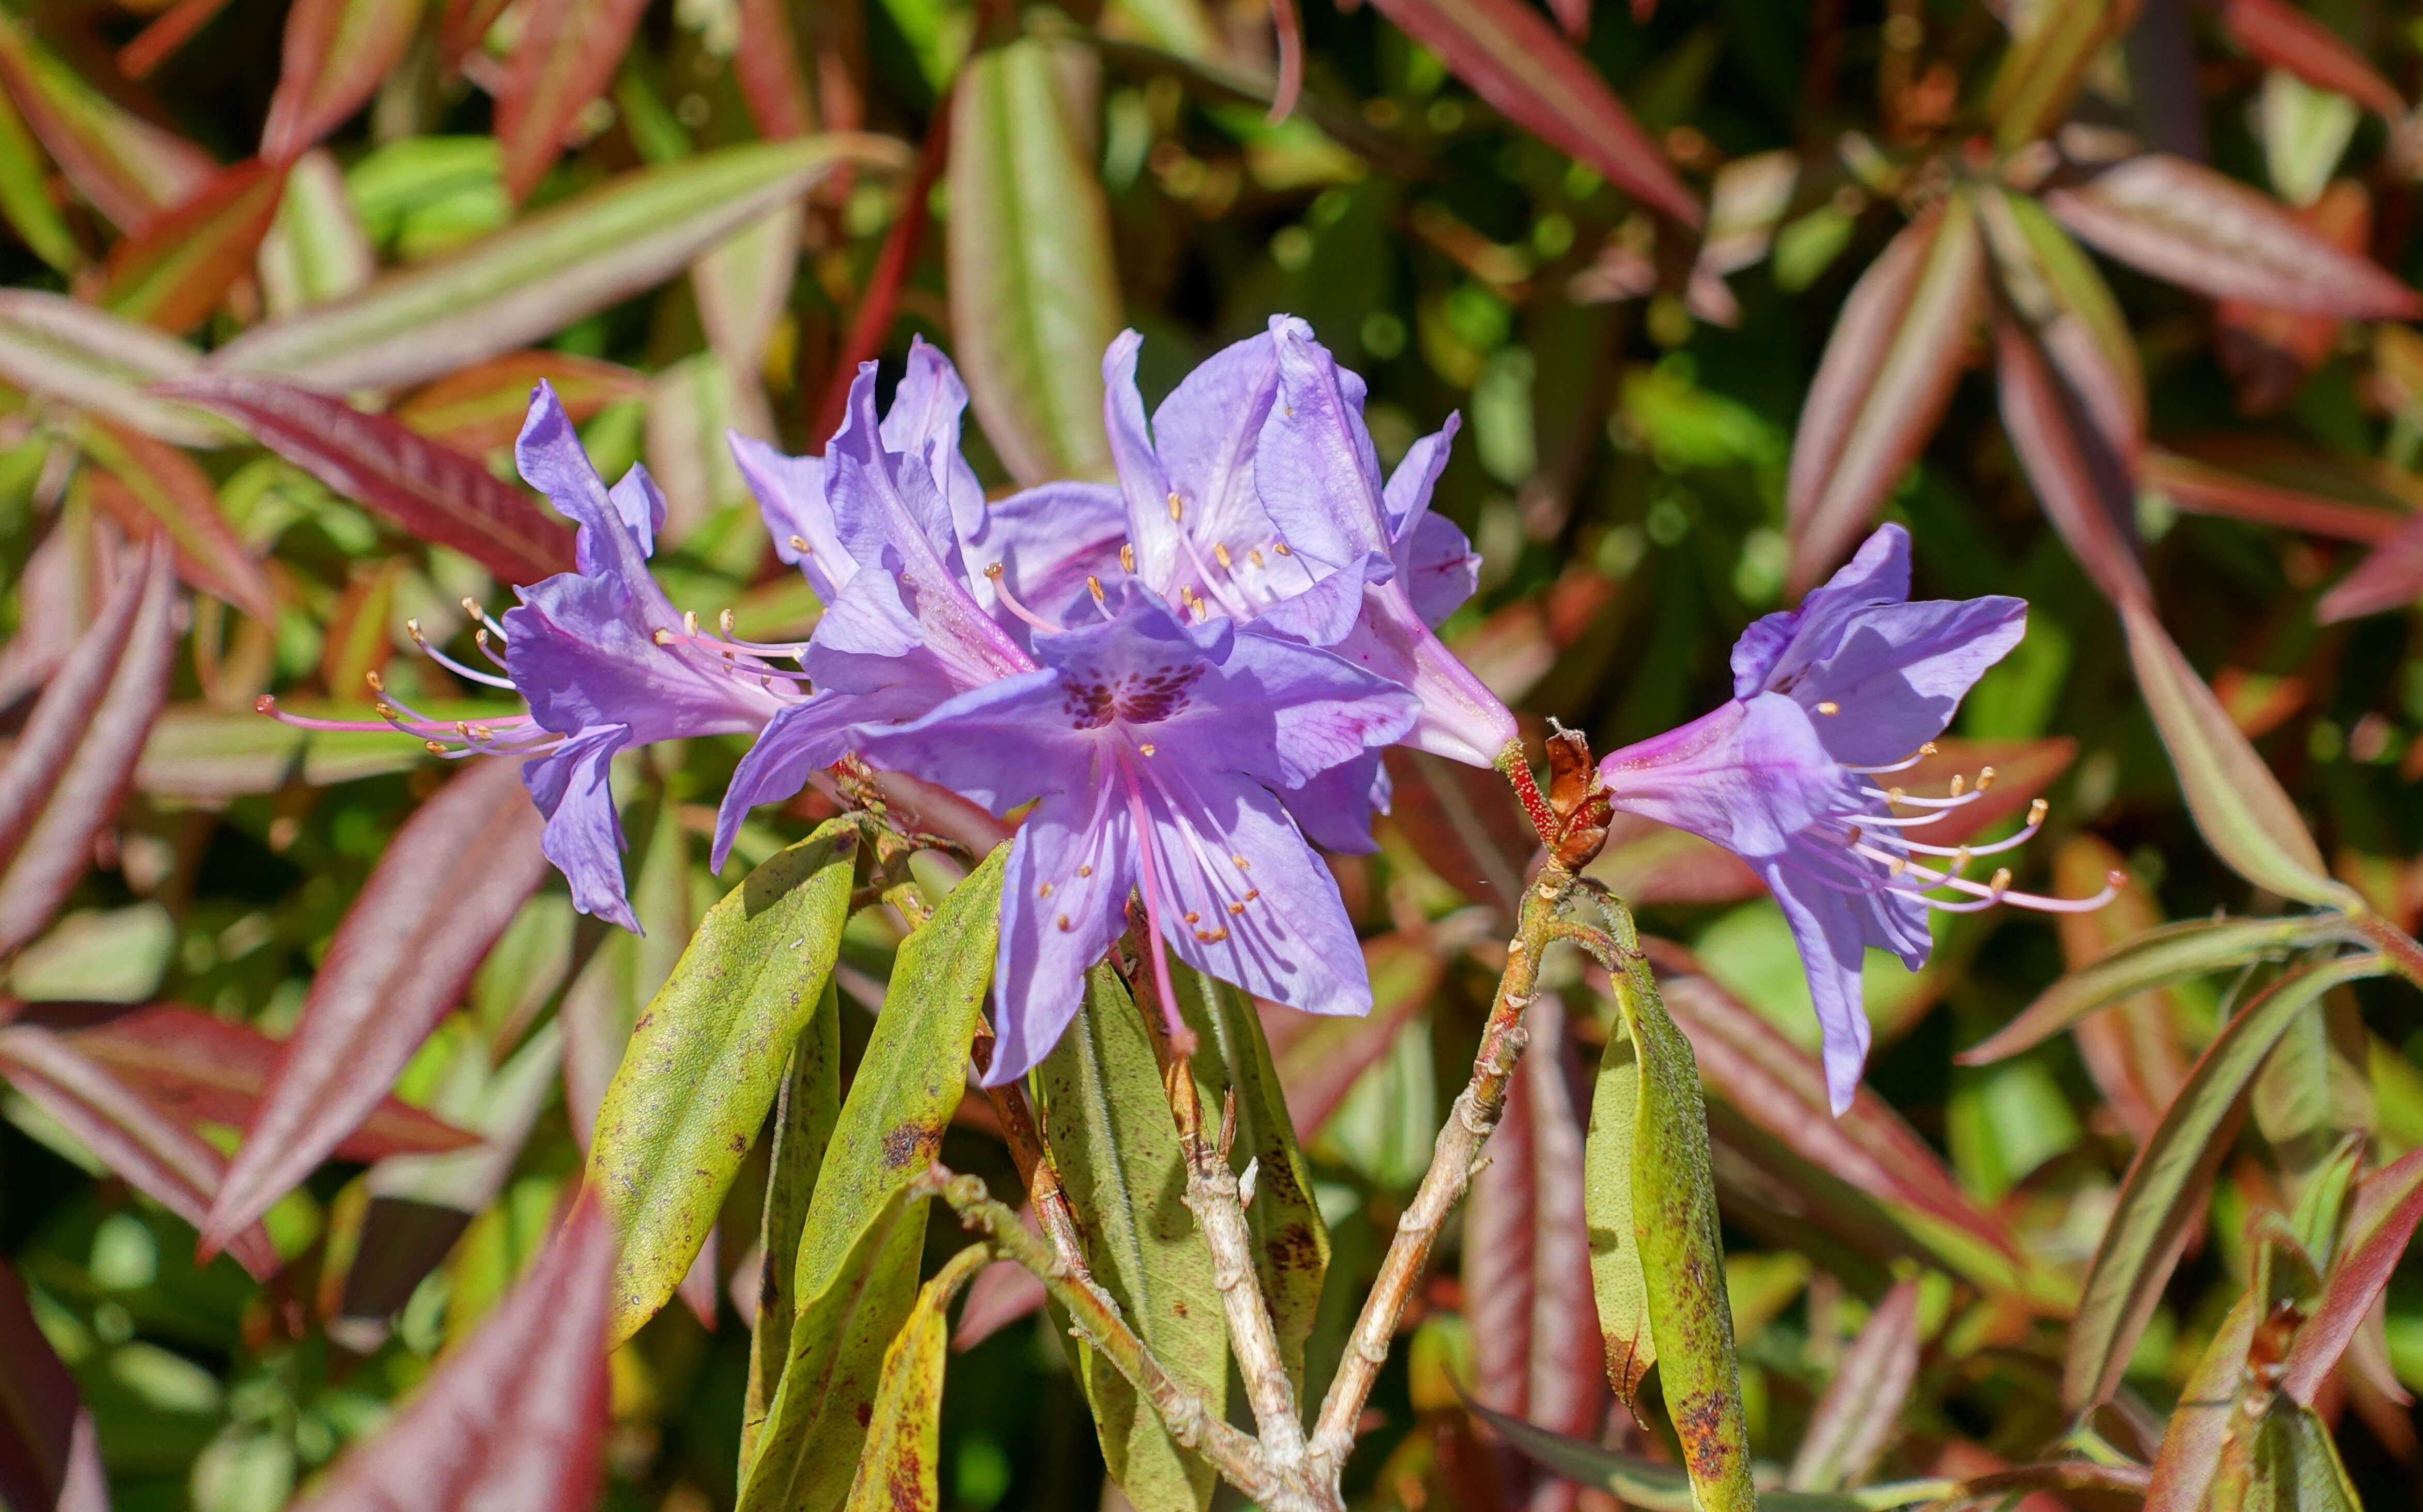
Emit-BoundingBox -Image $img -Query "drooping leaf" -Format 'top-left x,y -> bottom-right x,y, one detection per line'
494,0 -> 654,201
838,1242 -> 994,1512
1358,0 -> 1695,224
0,17 -> 212,234
159,375 -> 577,587
0,82 -> 77,273
0,1019 -> 281,1277
1787,1279 -> 1921,1491
1170,959 -> 1328,1390
2120,595 -> 2352,908
0,542 -> 178,958
1978,185 -> 2144,452
589,820 -> 858,1346
201,756 -> 549,1254
1983,0 -> 2135,150
76,419 -> 275,622
2281,1146 -> 2423,1404
2046,836 -> 2199,1145
2146,1291 -> 2255,1512
1991,306 -> 2147,605
2046,154 -> 2421,318
286,1195 -> 613,1512
738,845 -> 1006,1512
393,351 -> 646,456
103,159 -> 289,335
1787,192 -> 1986,596
1964,914 -> 2344,1064
0,1255 -> 105,1512
2064,952 -> 2386,1412
744,978 -> 841,1467
260,0 -> 423,163
258,149 -> 376,318
1585,988 -> 1654,1406
211,134 -> 911,391
1034,965 -> 1227,1512
2220,0 -> 2402,117
946,41 -> 1123,487
2142,446 -> 2410,545
2319,511 -> 2423,622
0,291 -> 217,446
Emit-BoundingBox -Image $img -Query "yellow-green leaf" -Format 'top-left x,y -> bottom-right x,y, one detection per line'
839,1242 -> 994,1512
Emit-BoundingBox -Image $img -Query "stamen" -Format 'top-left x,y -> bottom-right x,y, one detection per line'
683,610 -> 698,638
1816,701 -> 1839,715
1976,766 -> 1996,791
1116,751 -> 1200,1054
654,627 -> 677,645
1948,773 -> 1965,798
1988,867 -> 2012,896
1920,741 -> 1937,755
1078,864 -> 1093,877
1038,883 -> 1054,897
1232,855 -> 1249,870
1057,915 -> 1071,932
1120,543 -> 1136,573
1847,747 -> 1934,776
1184,911 -> 1200,924
1168,492 -> 1184,522
789,534 -> 810,553
1213,542 -> 1233,569
1247,549 -> 1265,569
1243,889 -> 1257,900
1273,542 -> 1292,556
1228,901 -> 1246,914
1139,743 -> 1156,756
365,669 -> 385,693
2028,798 -> 2048,825
986,564 -> 1066,634
1087,576 -> 1109,616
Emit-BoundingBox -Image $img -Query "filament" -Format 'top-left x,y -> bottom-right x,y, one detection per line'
986,564 -> 1066,634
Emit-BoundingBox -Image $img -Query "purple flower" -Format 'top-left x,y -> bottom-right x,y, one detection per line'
1595,524 -> 2118,1114
851,586 -> 1417,1084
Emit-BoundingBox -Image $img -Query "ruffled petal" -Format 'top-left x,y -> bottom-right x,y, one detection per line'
1381,412 -> 1459,548
1761,858 -> 1874,1116
1399,510 -> 1480,629
1794,596 -> 2026,766
1281,749 -> 1385,854
522,727 -> 637,932
729,432 -> 851,602
1256,327 -> 1391,573
713,696 -> 865,871
966,481 -> 1128,632
986,779 -> 1135,1085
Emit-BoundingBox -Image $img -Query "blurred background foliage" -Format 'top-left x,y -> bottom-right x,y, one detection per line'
10,0 -> 2423,1503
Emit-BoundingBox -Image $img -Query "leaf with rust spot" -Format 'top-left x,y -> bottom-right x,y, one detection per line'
839,1243 -> 993,1512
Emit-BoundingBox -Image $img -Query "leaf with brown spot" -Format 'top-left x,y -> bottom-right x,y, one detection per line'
839,1243 -> 993,1512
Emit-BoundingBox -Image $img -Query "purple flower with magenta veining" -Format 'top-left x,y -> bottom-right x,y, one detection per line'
1595,524 -> 2118,1114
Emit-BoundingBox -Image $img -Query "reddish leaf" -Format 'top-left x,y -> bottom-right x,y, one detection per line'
1383,747 -> 1537,916
118,0 -> 241,80
1586,813 -> 1763,907
733,0 -> 815,139
261,0 -> 424,163
393,351 -> 645,456
202,757 -> 548,1255
2051,837 -> 2194,1146
160,374 -> 577,587
103,158 -> 289,335
1977,185 -> 2144,462
0,543 -> 178,958
0,1255 -> 105,1512
2147,1293 -> 2255,1512
1983,0 -> 2136,150
2216,181 -> 2369,414
2221,0 -> 2403,118
1358,0 -> 1698,225
0,546 -> 153,874
58,1004 -> 481,1161
2320,512 -> 2423,621
493,0 -> 653,202
0,1019 -> 280,1277
0,17 -> 213,235
2281,1147 -> 2423,1405
1787,1279 -> 1921,1491
1993,307 -> 2149,605
77,418 -> 277,622
287,1194 -> 612,1512
2047,155 -> 2421,318
439,0 -> 515,66
1269,932 -> 1445,1138
1788,193 -> 1986,596
0,493 -> 123,711
0,290 -> 217,448
2142,446 -> 2410,545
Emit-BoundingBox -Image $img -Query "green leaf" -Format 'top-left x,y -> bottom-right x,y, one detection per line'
945,40 -> 1121,486
1962,914 -> 2343,1065
0,81 -> 76,272
1168,959 -> 1328,1392
2121,597 -> 2354,910
2147,1292 -> 2255,1512
213,133 -> 910,391
738,843 -> 1006,1512
1584,1009 -> 1653,1406
838,1242 -> 993,1512
1983,0 -> 2130,149
1601,915 -> 1753,1512
0,291 -> 218,448
2065,952 -> 2386,1412
1035,966 -> 1226,1512
743,976 -> 840,1470
588,817 -> 857,1346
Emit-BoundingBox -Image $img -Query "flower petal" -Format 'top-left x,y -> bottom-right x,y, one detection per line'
1257,327 -> 1392,573
730,432 -> 850,602
1150,318 -> 1289,556
1320,586 -> 1515,766
1794,596 -> 2026,766
712,695 -> 869,871
1761,857 -> 1875,1116
523,725 -> 637,931
1399,509 -> 1480,629
849,667 -> 1089,816
1282,749 -> 1385,854
987,779 -> 1135,1085
1382,412 -> 1459,549
966,480 -> 1128,632
880,335 -> 989,563
1598,695 -> 1837,859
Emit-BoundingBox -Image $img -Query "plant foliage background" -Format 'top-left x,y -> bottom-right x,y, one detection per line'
11,0 -> 2423,1504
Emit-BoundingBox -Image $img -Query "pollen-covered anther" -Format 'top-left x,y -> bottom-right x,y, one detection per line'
1272,541 -> 1292,556
1919,741 -> 1937,756
1888,856 -> 1910,875
254,694 -> 277,715
1246,548 -> 1265,569
653,627 -> 677,645
1038,882 -> 1054,898
719,608 -> 737,637
1886,786 -> 1906,806
1231,854 -> 1249,870
1227,900 -> 1245,915
1947,773 -> 1965,798
1119,543 -> 1136,572
1242,888 -> 1258,901
1988,867 -> 2012,897
470,726 -> 494,741
1816,700 -> 1839,715
373,702 -> 398,721
2027,798 -> 2049,825
2107,869 -> 2129,888
1077,863 -> 1093,877
460,596 -> 481,619
1976,765 -> 1996,791
1844,825 -> 1863,845
1088,576 -> 1106,606
424,739 -> 446,754
1057,915 -> 1072,932
789,534 -> 810,553
1167,492 -> 1184,522
1139,742 -> 1157,755
1950,846 -> 1972,871
1196,927 -> 1229,942
365,669 -> 385,693
1213,542 -> 1233,569
405,618 -> 425,645
1183,911 -> 1200,923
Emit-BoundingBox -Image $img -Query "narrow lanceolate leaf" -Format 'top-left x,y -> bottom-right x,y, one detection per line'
0,84 -> 77,273
64,1004 -> 478,1160
1962,914 -> 2342,1063
948,42 -> 1122,487
494,0 -> 653,201
1977,187 -> 2143,455
591,821 -> 858,1347
738,847 -> 1006,1512
0,17 -> 212,234
260,0 -> 423,162
0,1255 -> 104,1512
2047,155 -> 2421,318
159,375 -> 577,586
2319,512 -> 2423,622
1359,0 -> 1695,224
1586,990 -> 1654,1407
76,419 -> 276,622
2065,952 -> 2386,1412
1787,192 -> 1986,596
1788,1279 -> 1921,1491
258,149 -> 374,318
395,352 -> 646,455
744,979 -> 841,1467
288,1196 -> 613,1512
0,1020 -> 280,1277
2221,0 -> 2403,118
212,134 -> 911,391
2047,839 -> 2202,1144
1171,961 -> 1328,1388
1601,917 -> 1752,1512
2281,1147 -> 2423,1405
0,290 -> 217,446
1983,0 -> 2133,150
732,0 -> 814,139
2121,596 -> 2352,909
202,757 -> 548,1255
1992,308 -> 2147,606
0,543 -> 178,958
103,159 -> 289,334
2142,447 -> 2409,546
839,1243 -> 993,1512
0,549 -> 151,873
2147,1292 -> 2256,1512
1035,966 -> 1227,1512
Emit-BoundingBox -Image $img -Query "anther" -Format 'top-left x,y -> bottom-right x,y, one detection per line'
1184,911 -> 1200,923
255,694 -> 276,714
1816,700 -> 1839,715
1243,889 -> 1258,901
1213,542 -> 1233,569
1950,846 -> 1972,871
1948,774 -> 1965,798
1976,766 -> 1996,790
1889,856 -> 1909,875
373,702 -> 398,720
1247,548 -> 1265,568
1038,883 -> 1054,897
405,618 -> 425,644
470,726 -> 493,741
720,608 -> 736,636
1228,901 -> 1246,915
1088,576 -> 1106,606
1057,915 -> 1072,932
1168,492 -> 1184,522
1919,741 -> 1937,756
1120,543 -> 1136,572
1078,864 -> 1093,877
2107,869 -> 2129,888
1844,825 -> 1863,845
1273,542 -> 1292,556
1988,867 -> 2012,896
1139,743 -> 1156,755
1232,855 -> 1249,870
789,534 -> 810,553
654,627 -> 677,645
2027,798 -> 2048,824
1886,786 -> 1906,806
424,739 -> 446,753
365,669 -> 385,692
460,597 -> 481,618
683,610 -> 698,638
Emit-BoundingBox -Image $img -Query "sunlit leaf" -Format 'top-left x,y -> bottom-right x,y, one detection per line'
103,159 -> 290,335
201,756 -> 549,1254
0,17 -> 212,234
0,291 -> 218,447
261,0 -> 423,163
259,149 -> 376,318
0,83 -> 77,273
2282,1146 -> 2423,1404
494,0 -> 653,201
743,978 -> 841,1466
839,1242 -> 993,1512
77,420 -> 275,622
393,351 -> 646,456
1983,0 -> 2133,149
1788,1279 -> 1919,1491
2221,0 -> 2403,118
